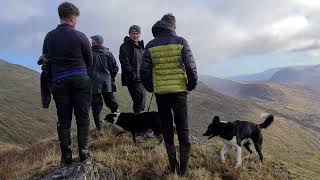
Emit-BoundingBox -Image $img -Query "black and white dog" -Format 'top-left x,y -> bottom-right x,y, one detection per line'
203,114 -> 274,168
104,111 -> 163,143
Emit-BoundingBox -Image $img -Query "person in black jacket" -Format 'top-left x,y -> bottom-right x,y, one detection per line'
119,25 -> 146,113
42,2 -> 93,164
140,14 -> 198,176
88,35 -> 119,130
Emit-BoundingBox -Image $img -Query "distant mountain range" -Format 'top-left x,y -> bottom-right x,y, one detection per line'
269,65 -> 320,91
228,67 -> 285,82
228,65 -> 317,83
200,64 -> 320,133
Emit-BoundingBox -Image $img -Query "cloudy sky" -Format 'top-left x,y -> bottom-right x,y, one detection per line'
1,0 -> 319,77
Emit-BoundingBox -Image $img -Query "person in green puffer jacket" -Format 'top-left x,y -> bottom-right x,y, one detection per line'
140,13 -> 198,176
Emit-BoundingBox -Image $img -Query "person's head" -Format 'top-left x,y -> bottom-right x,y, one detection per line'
129,25 -> 141,43
58,2 -> 80,28
91,35 -> 104,47
161,13 -> 176,30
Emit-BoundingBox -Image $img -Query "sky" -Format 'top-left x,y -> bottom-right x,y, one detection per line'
0,0 -> 320,78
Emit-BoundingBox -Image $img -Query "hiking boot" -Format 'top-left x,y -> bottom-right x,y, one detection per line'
79,149 -> 90,162
165,143 -> 179,174
60,145 -> 73,165
77,125 -> 90,162
178,143 -> 191,176
57,126 -> 72,165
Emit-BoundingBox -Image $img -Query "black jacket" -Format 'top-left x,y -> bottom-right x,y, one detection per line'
119,36 -> 144,86
140,20 -> 198,92
88,46 -> 119,94
42,23 -> 92,79
38,55 -> 51,108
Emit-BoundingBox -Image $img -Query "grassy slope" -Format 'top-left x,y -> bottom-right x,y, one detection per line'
0,127 -> 292,180
0,59 -> 257,143
0,60 -> 319,179
0,59 -> 144,144
0,60 -> 57,144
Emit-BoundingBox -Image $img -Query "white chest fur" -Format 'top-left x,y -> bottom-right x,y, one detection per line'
223,136 -> 237,146
220,136 -> 249,168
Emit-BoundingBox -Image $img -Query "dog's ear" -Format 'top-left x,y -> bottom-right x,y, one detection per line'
212,116 -> 220,123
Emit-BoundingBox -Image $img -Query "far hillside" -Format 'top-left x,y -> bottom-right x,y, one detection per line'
228,67 -> 284,82
200,74 -> 320,134
270,64 -> 320,91
227,65 -> 316,83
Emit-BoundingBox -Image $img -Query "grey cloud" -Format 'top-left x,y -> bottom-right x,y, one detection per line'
1,0 -> 320,62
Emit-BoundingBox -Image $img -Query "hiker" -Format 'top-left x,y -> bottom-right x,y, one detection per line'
38,54 -> 52,108
140,14 -> 198,176
88,35 -> 119,130
119,25 -> 146,113
42,2 -> 93,164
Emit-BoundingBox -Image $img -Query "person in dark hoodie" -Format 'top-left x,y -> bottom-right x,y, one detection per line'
140,14 -> 198,176
88,35 -> 119,130
42,2 -> 93,164
119,25 -> 146,113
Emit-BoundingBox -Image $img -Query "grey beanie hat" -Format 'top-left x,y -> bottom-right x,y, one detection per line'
129,25 -> 141,34
90,35 -> 104,45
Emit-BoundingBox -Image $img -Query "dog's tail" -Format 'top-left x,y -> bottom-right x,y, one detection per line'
259,114 -> 274,129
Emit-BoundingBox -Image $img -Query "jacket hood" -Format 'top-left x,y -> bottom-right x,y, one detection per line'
92,45 -> 109,54
124,36 -> 132,43
123,36 -> 144,48
152,20 -> 176,38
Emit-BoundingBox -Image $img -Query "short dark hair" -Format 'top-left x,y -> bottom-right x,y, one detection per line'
58,2 -> 80,20
161,13 -> 176,28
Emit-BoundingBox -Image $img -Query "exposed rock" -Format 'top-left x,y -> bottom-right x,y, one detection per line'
42,160 -> 115,180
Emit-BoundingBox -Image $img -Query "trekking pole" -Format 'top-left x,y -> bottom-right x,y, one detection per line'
147,93 -> 154,112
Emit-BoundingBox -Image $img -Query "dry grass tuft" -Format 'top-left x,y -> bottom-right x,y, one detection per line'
0,139 -> 60,180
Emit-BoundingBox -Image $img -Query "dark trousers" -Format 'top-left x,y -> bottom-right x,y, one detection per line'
155,93 -> 189,146
127,82 -> 146,113
52,75 -> 91,147
91,92 -> 118,127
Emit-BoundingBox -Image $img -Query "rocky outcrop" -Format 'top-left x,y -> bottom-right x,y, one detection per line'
42,160 -> 115,180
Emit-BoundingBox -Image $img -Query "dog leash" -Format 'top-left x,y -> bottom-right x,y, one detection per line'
147,93 -> 154,112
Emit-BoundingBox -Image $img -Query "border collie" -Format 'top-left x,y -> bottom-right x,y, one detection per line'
203,114 -> 274,168
104,111 -> 163,143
